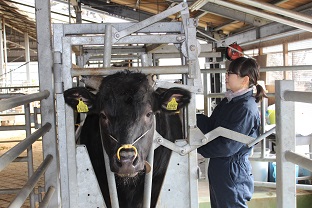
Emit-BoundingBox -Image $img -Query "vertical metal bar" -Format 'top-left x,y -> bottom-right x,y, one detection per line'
103,151 -> 119,208
203,72 -> 208,115
184,16 -> 199,208
260,98 -> 267,158
24,33 -> 30,84
25,104 -> 35,208
143,126 -> 154,208
53,23 -> 72,208
2,18 -> 8,87
35,0 -> 60,207
141,55 -> 153,207
103,25 -> 112,68
275,80 -> 296,208
62,37 -> 78,207
0,17 -> 4,90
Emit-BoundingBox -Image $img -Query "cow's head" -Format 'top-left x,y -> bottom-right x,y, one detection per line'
64,71 -> 191,177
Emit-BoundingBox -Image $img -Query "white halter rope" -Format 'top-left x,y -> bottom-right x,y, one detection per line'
99,123 -> 152,161
109,128 -> 151,146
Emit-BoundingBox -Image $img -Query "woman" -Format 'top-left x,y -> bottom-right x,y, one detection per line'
197,57 -> 267,208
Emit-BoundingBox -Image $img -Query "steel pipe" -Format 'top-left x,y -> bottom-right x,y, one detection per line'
201,65 -> 312,74
103,150 -> 119,208
72,65 -> 189,76
38,186 -> 55,208
8,155 -> 53,208
285,150 -> 312,172
143,118 -> 156,208
103,24 -> 112,68
0,90 -> 50,112
248,127 -> 276,147
0,188 -> 20,194
254,181 -> 312,190
283,91 -> 312,104
206,0 -> 312,33
0,123 -> 51,171
233,0 -> 312,25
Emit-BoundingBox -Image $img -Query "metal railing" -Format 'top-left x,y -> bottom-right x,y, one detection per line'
275,80 -> 312,208
0,91 -> 54,208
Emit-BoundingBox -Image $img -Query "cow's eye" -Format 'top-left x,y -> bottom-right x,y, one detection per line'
146,112 -> 153,118
100,113 -> 107,120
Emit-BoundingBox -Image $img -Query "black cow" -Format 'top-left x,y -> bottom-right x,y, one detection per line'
64,70 -> 191,208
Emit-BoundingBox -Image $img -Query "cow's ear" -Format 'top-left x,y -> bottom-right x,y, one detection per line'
155,87 -> 191,112
63,87 -> 97,113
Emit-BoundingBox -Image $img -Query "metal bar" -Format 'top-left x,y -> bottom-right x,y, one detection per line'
0,91 -> 50,112
115,2 -> 187,39
248,127 -> 276,147
143,123 -> 155,208
8,154 -> 53,208
0,188 -> 20,194
283,91 -> 312,104
103,150 -> 119,208
206,0 -> 312,32
103,24 -> 112,68
254,181 -> 312,190
0,123 -> 51,171
24,104 -> 35,208
68,34 -> 184,45
285,150 -> 312,172
38,186 -> 55,208
234,0 -> 312,25
0,126 -> 27,131
72,65 -> 189,76
200,65 -> 312,74
61,22 -> 183,35
62,34 -> 78,208
275,80 -> 296,208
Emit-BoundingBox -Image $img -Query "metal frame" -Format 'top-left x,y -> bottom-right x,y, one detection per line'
53,2 -> 202,207
275,80 -> 312,208
0,91 -> 53,207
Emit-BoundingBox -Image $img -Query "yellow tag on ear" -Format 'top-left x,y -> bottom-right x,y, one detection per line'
166,98 -> 178,111
77,99 -> 89,113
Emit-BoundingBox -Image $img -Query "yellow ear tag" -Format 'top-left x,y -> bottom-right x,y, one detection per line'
166,97 -> 178,111
77,99 -> 89,113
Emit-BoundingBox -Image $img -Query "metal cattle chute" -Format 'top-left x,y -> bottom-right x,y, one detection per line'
53,2 -> 205,208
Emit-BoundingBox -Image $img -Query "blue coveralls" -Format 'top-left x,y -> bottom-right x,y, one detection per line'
197,90 -> 260,208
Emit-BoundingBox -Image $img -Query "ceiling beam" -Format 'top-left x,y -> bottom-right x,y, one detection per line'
80,0 -> 171,22
233,0 -> 312,25
205,0 -> 312,33
222,9 -> 312,49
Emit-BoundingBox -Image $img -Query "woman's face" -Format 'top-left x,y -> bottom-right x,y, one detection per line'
225,71 -> 249,92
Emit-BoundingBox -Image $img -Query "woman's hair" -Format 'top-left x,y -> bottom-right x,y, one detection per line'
228,57 -> 267,103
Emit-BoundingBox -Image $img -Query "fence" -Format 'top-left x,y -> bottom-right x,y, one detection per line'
0,91 -> 54,207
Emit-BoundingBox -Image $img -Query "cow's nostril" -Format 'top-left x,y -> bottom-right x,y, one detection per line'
119,149 -> 136,161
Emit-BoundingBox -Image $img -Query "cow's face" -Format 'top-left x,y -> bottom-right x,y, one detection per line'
64,71 -> 191,177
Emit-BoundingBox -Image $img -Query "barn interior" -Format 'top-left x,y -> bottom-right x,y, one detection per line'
0,0 -> 312,207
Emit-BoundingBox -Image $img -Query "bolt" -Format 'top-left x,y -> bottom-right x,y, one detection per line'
180,149 -> 186,155
201,138 -> 207,143
115,33 -> 120,39
190,45 -> 195,51
157,138 -> 163,143
176,36 -> 182,41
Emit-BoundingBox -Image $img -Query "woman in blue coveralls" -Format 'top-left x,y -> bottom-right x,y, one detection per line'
197,57 -> 267,208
